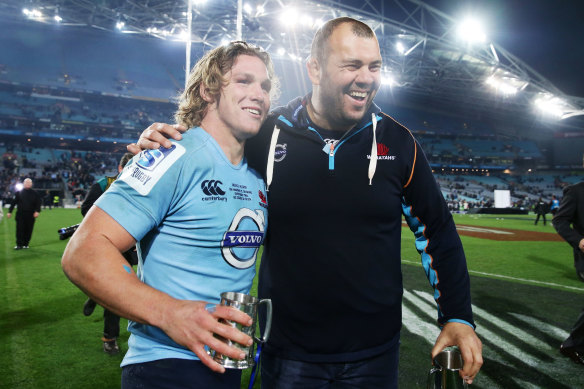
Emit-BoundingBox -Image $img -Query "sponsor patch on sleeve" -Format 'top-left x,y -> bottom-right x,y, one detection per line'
119,143 -> 185,195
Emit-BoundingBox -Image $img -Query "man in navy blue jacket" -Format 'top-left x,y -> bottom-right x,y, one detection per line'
131,17 -> 483,388
553,181 -> 584,364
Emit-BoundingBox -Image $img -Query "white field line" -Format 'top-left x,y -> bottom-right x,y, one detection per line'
402,259 -> 584,292
508,313 -> 570,340
414,291 -> 555,351
455,225 -> 515,235
401,291 -> 501,388
404,289 -> 540,366
403,289 -> 584,387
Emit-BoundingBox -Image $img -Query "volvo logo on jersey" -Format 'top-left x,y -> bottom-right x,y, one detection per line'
221,208 -> 265,269
201,179 -> 227,202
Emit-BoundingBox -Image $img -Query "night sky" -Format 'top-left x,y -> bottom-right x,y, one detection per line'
434,0 -> 584,97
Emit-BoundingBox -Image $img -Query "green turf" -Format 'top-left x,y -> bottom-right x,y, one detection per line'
1,208 -> 583,388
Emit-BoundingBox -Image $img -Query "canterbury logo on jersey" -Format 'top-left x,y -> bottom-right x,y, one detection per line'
201,180 -> 226,196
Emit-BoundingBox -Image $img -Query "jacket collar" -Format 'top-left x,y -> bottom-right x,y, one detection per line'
273,93 -> 382,133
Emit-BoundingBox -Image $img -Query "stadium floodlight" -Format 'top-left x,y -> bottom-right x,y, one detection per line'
193,0 -> 207,5
457,17 -> 487,44
485,76 -> 518,96
23,8 -> 43,20
54,15 -> 62,23
396,41 -> 405,55
176,30 -> 189,41
534,93 -> 584,120
280,8 -> 298,27
277,47 -> 286,56
15,183 -> 24,192
287,53 -> 302,61
381,73 -> 396,87
485,69 -> 528,97
534,94 -> 567,118
116,21 -> 125,30
300,15 -> 313,28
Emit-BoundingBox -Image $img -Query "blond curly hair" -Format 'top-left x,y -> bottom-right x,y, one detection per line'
175,41 -> 279,129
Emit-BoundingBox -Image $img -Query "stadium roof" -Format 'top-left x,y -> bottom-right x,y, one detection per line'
2,0 -> 584,123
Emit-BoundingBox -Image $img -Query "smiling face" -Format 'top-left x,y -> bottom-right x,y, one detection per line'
205,54 -> 272,142
309,22 -> 382,131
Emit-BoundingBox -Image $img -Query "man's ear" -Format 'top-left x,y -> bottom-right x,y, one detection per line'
306,58 -> 321,86
199,83 -> 214,103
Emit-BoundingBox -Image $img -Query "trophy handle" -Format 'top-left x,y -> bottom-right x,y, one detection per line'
255,299 -> 272,344
427,366 -> 441,389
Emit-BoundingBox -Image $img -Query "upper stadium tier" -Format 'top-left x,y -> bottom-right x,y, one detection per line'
1,0 -> 583,122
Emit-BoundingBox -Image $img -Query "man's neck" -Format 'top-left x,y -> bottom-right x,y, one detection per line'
306,95 -> 354,133
199,120 -> 245,165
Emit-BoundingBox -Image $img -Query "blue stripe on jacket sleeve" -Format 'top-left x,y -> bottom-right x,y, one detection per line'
402,199 -> 441,304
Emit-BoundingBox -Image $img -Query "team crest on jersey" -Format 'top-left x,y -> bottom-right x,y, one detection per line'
120,143 -> 185,195
221,208 -> 266,269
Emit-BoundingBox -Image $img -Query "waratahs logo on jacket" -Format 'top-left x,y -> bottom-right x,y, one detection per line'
120,143 -> 185,195
221,208 -> 266,269
367,143 -> 396,160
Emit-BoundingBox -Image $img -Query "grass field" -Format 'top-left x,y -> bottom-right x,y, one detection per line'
1,208 -> 583,388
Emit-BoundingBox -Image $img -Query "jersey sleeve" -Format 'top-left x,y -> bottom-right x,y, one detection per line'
402,138 -> 475,329
95,143 -> 187,242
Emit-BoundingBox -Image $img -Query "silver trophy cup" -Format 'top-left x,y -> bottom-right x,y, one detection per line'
427,347 -> 468,389
208,292 -> 272,369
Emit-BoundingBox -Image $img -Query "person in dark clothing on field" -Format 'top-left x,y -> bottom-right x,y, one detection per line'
534,197 -> 548,225
80,152 -> 138,355
553,181 -> 584,365
7,178 -> 41,249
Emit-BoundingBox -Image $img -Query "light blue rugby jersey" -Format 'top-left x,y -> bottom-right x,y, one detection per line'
95,127 -> 268,366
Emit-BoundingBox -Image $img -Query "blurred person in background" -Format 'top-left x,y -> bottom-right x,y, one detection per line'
7,178 -> 41,249
80,152 -> 137,355
550,194 -> 560,216
534,196 -> 548,226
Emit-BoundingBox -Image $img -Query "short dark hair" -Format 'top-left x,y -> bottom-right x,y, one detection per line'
119,152 -> 134,168
310,17 -> 376,66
